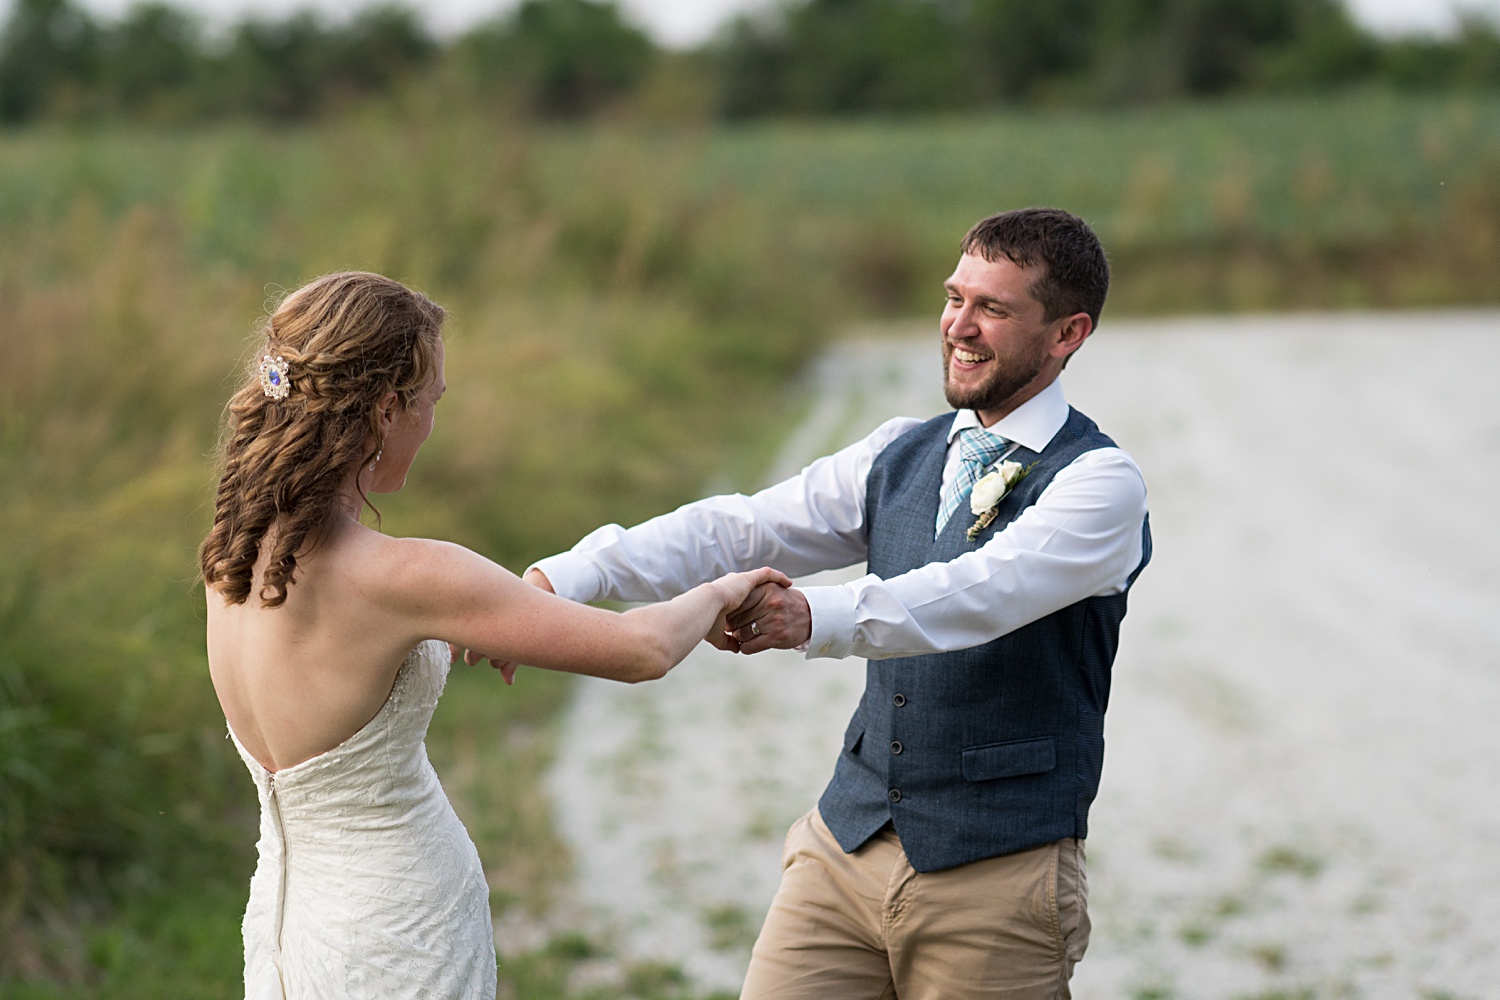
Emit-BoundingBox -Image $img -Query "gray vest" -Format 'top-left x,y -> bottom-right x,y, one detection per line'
816,407 -> 1151,872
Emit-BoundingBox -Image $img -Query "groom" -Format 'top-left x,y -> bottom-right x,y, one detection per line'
525,207 -> 1150,998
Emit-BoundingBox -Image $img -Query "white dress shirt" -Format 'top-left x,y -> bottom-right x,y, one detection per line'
532,377 -> 1148,660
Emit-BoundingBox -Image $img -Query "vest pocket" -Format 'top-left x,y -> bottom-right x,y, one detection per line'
961,736 -> 1056,782
841,705 -> 865,755
843,723 -> 864,755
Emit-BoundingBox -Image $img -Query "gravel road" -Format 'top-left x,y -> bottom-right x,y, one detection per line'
542,310 -> 1500,1000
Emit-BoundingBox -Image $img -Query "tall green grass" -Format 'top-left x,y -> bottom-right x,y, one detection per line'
2,89 -> 1497,997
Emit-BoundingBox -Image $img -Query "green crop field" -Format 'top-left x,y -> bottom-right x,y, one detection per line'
2,88 -> 1497,998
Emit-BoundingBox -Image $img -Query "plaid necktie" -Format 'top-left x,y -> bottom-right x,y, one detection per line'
935,426 -> 1010,537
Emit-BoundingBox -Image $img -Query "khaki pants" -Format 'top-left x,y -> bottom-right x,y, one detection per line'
741,809 -> 1089,1000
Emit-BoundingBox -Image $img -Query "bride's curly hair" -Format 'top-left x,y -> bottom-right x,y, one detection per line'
200,272 -> 445,607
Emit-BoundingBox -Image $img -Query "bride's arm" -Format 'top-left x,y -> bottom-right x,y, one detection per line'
376,538 -> 788,683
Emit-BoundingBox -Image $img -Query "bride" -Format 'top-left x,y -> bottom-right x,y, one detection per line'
200,271 -> 786,998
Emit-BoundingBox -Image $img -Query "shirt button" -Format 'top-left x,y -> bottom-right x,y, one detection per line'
892,694 -> 906,707
890,741 -> 903,755
888,789 -> 902,803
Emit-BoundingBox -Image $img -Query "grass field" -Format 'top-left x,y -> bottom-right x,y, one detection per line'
1,87 -> 1497,998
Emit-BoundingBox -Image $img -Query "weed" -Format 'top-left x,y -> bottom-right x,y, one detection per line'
1131,984 -> 1177,1000
1248,942 -> 1289,972
1257,846 -> 1325,879
703,903 -> 760,953
1179,921 -> 1214,946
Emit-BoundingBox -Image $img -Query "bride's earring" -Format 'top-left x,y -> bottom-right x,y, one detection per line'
368,448 -> 382,473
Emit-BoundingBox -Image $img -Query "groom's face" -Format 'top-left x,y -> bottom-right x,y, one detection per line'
940,252 -> 1062,425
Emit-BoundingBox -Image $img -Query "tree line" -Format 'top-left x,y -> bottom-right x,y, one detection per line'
2,0 -> 1498,124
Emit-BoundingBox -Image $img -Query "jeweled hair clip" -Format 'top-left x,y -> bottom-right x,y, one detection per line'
259,354 -> 292,400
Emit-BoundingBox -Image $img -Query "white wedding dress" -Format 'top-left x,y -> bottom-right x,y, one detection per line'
229,639 -> 496,999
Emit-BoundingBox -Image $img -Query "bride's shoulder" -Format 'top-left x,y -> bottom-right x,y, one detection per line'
349,531 -> 460,577
352,534 -> 516,607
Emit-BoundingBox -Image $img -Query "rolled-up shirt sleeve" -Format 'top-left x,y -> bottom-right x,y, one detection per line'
530,417 -> 923,605
802,448 -> 1148,659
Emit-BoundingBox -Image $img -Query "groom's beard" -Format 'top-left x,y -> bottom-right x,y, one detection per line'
941,344 -> 1045,414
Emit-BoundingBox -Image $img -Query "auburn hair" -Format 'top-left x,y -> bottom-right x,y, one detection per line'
200,272 -> 445,607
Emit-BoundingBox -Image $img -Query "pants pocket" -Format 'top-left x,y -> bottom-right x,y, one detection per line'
1056,839 -> 1090,968
780,809 -> 815,870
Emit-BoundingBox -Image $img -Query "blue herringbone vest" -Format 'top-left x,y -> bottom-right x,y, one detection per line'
816,407 -> 1151,872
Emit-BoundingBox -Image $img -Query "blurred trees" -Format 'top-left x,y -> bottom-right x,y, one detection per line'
719,0 -> 965,116
0,0 -> 1498,122
1382,13 -> 1500,88
963,0 -> 1101,101
456,0 -> 654,116
1084,0 -> 1337,98
717,0 -> 1398,112
0,0 -> 440,121
0,0 -> 101,121
100,4 -> 200,115
205,5 -> 435,118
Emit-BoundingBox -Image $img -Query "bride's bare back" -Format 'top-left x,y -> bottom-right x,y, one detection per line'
207,517 -> 426,773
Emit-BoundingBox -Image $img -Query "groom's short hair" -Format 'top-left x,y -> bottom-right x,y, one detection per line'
961,208 -> 1109,329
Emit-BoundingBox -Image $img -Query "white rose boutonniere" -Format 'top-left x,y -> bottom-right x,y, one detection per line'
966,460 -> 1035,540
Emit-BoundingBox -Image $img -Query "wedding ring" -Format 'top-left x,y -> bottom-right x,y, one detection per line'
750,621 -> 761,637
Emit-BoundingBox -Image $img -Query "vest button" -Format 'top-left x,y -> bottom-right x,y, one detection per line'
888,789 -> 902,803
892,694 -> 906,707
890,741 -> 903,755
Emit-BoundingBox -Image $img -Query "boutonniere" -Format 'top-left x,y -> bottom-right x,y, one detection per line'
966,461 -> 1035,540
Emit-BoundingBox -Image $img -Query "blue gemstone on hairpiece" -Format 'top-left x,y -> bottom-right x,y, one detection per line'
270,371 -> 281,385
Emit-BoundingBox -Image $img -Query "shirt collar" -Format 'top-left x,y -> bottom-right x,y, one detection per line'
946,376 -> 1069,453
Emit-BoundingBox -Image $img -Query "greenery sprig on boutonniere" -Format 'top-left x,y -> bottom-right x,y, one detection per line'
966,461 -> 1037,540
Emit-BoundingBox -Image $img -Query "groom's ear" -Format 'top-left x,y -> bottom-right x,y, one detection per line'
1056,313 -> 1092,359
1050,312 -> 1093,363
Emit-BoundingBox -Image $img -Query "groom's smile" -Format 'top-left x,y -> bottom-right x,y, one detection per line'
950,346 -> 992,367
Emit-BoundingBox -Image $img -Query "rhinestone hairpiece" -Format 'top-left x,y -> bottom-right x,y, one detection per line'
258,354 -> 292,400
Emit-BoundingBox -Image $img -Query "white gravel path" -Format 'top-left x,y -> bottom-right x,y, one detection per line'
543,310 -> 1500,1000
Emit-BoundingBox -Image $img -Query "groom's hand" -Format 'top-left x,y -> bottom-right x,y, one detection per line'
451,568 -> 556,684
520,567 -> 555,595
723,582 -> 811,654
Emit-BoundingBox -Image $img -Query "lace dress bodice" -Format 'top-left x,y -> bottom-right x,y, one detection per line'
229,639 -> 495,999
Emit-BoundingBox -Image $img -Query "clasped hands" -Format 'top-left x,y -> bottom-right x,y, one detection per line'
455,569 -> 811,682
710,577 -> 811,655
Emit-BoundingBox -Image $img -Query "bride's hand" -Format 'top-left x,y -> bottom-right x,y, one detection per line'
705,567 -> 792,652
